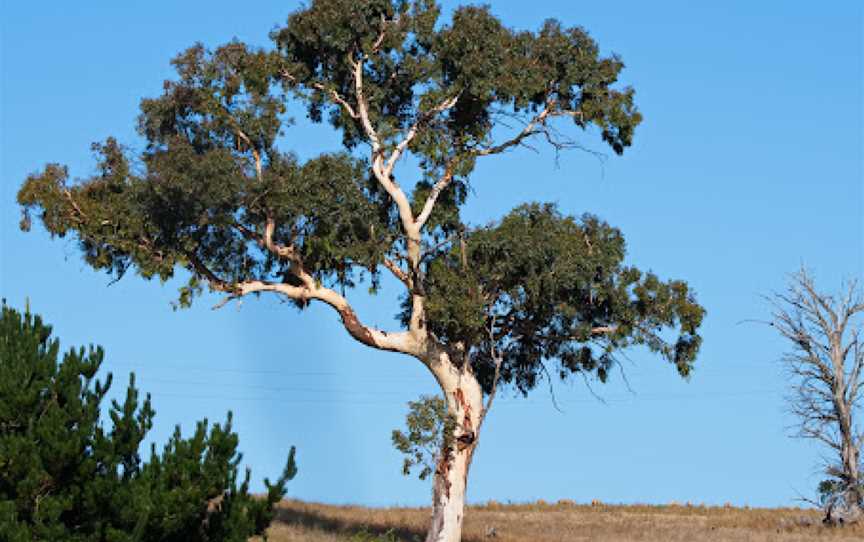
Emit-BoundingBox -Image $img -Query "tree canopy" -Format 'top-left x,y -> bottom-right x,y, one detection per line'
415,203 -> 703,394
18,0 -> 700,396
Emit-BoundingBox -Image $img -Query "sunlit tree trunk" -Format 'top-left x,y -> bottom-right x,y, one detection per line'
426,355 -> 484,542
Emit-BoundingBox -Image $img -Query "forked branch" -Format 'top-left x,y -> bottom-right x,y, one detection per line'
385,94 -> 460,177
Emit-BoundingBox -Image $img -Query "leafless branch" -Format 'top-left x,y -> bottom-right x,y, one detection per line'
579,370 -> 606,407
281,70 -> 360,120
415,164 -> 455,228
473,106 -> 553,157
383,257 -> 410,288
771,268 -> 864,510
482,315 -> 505,419
534,361 -> 566,413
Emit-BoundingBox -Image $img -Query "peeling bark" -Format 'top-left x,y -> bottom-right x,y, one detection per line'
428,443 -> 473,542
336,304 -> 378,348
425,360 -> 484,542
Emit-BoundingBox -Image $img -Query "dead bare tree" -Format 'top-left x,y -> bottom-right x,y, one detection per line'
770,269 -> 864,524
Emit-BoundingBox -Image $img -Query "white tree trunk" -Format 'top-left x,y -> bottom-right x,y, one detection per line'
425,361 -> 484,542
427,442 -> 474,542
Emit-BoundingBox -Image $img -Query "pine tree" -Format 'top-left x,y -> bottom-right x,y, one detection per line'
0,302 -> 296,541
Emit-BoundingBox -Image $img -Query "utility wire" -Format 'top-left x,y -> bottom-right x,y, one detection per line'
103,362 -> 427,381
145,388 -> 783,407
139,376 -> 429,396
127,374 -> 782,402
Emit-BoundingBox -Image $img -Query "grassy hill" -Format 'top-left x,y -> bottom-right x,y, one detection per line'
256,499 -> 864,541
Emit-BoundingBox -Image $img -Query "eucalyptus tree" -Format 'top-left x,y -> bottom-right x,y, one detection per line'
17,1 -> 705,540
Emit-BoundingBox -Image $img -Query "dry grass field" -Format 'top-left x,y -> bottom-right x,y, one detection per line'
255,499 -> 864,542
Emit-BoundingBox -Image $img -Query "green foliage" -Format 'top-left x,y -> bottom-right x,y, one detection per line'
17,2 -> 702,396
405,203 -> 704,394
391,395 -> 455,480
0,302 -> 296,541
19,0 -> 641,306
819,479 -> 844,506
818,478 -> 864,508
18,45 -> 395,302
274,0 -> 640,159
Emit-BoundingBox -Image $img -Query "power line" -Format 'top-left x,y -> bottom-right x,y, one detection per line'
138,376 -> 430,396
144,387 -> 783,407
124,374 -> 782,403
102,360 -> 781,379
102,362 -> 427,381
101,365 -> 784,406
149,391 -> 408,406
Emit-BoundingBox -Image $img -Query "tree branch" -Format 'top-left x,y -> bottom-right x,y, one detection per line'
281,70 -> 360,119
184,251 -> 235,295
481,315 -> 504,422
209,270 -> 416,355
473,106 -> 552,157
473,102 -> 588,161
369,13 -> 394,54
62,188 -> 87,222
207,217 -> 418,355
415,164 -> 455,229
351,56 -> 383,157
349,55 -> 417,237
383,257 -> 410,288
263,217 -> 301,263
384,94 -> 460,178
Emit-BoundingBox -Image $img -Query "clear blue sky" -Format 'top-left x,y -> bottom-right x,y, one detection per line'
1,1 -> 861,508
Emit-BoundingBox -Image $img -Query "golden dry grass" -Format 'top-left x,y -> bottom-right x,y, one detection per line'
256,499 -> 864,542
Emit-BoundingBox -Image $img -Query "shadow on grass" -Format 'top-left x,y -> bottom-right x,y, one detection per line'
273,504 -> 484,542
